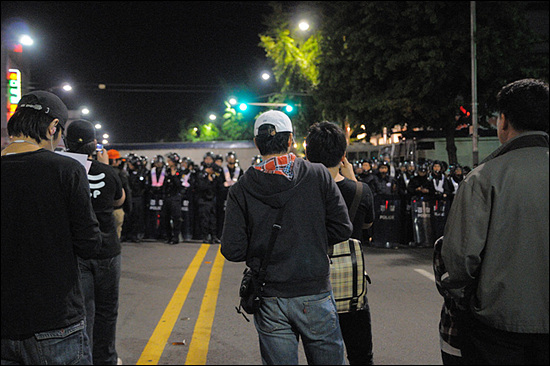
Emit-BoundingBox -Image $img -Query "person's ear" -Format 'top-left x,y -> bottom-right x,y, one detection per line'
48,119 -> 59,137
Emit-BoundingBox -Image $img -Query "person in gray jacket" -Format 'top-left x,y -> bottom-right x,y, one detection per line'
221,110 -> 352,365
440,78 -> 549,365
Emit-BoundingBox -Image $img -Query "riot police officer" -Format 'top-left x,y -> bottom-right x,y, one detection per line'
162,152 -> 183,244
217,151 -> 243,237
196,152 -> 221,244
180,157 -> 196,241
125,153 -> 148,242
146,155 -> 166,240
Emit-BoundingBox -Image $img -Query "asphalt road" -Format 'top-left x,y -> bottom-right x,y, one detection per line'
116,240 -> 443,365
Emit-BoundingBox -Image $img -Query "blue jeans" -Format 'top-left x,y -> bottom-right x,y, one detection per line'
78,255 -> 121,365
254,291 -> 346,365
1,319 -> 92,365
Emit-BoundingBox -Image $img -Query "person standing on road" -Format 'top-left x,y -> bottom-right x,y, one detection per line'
221,110 -> 352,365
305,121 -> 376,365
108,149 -> 132,240
66,119 -> 125,365
2,91 -> 102,365
162,152 -> 184,245
441,78 -> 549,365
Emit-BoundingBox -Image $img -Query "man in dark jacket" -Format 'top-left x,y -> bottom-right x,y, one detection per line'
221,110 -> 352,365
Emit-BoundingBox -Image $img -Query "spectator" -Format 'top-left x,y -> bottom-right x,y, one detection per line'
2,91 -> 101,365
108,149 -> 132,240
66,119 -> 125,365
441,78 -> 549,365
305,121 -> 376,365
221,110 -> 352,365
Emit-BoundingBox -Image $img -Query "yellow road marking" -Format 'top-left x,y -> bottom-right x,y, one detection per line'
185,246 -> 226,365
137,244 -> 210,365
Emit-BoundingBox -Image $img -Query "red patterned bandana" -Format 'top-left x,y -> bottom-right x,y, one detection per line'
254,153 -> 296,180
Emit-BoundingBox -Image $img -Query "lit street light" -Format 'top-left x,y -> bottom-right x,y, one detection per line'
208,113 -> 216,121
261,72 -> 271,81
228,97 -> 237,105
299,21 -> 310,31
81,107 -> 90,115
94,123 -> 102,130
19,34 -> 34,46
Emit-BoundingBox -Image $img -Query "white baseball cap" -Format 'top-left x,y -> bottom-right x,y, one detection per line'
254,110 -> 293,136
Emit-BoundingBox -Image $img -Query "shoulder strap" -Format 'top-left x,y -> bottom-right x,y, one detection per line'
257,203 -> 288,289
349,180 -> 363,222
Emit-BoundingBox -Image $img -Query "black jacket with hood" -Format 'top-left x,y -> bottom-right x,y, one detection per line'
221,157 -> 352,298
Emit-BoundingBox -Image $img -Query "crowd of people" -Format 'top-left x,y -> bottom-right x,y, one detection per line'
2,78 -> 548,366
350,156 -> 470,247
107,149 -> 245,245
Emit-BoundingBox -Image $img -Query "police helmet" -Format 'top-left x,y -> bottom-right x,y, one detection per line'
226,151 -> 237,159
152,155 -> 165,165
166,152 -> 180,164
203,151 -> 214,160
251,155 -> 262,165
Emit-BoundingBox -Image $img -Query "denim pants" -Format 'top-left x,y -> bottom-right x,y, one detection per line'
1,319 -> 92,365
254,291 -> 346,365
78,254 -> 121,365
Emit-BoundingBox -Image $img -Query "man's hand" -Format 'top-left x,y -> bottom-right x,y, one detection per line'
340,157 -> 357,181
97,148 -> 109,165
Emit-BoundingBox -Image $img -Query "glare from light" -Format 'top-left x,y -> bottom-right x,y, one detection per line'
62,84 -> 73,92
81,107 -> 90,115
205,125 -> 211,130
193,127 -> 198,132
239,103 -> 247,111
103,133 -> 109,139
357,133 -> 367,140
208,114 -> 216,121
261,72 -> 270,81
95,123 -> 102,130
102,139 -> 109,145
229,97 -> 237,105
19,35 -> 34,46
299,21 -> 310,31
285,105 -> 293,113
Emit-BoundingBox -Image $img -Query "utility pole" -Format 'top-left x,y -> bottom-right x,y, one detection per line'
471,1 -> 479,166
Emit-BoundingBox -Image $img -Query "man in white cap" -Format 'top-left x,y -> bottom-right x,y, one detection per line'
221,110 -> 352,365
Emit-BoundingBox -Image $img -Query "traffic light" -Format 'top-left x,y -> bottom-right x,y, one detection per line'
459,105 -> 470,117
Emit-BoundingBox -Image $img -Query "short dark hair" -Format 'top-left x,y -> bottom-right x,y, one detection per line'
7,107 -> 62,143
497,78 -> 549,133
254,124 -> 291,156
305,122 -> 347,168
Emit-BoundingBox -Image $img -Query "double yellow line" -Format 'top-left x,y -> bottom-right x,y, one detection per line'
137,244 -> 225,365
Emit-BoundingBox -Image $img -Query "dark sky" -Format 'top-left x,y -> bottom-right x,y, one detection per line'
2,1 -> 295,143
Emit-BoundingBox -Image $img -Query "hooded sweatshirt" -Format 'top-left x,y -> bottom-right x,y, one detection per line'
221,157 -> 352,298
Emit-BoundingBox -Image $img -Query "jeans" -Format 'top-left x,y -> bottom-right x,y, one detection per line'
78,255 -> 121,365
254,291 -> 346,365
1,319 -> 92,365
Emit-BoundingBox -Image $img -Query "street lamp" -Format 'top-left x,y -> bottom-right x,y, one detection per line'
208,113 -> 216,121
298,21 -> 310,31
81,107 -> 90,115
261,72 -> 271,81
228,97 -> 237,105
19,35 -> 34,46
94,123 -> 102,130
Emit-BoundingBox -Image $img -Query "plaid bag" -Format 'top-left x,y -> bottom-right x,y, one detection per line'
329,238 -> 369,313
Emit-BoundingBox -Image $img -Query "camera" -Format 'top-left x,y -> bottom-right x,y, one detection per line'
96,143 -> 104,152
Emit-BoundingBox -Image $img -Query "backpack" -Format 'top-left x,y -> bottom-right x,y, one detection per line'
329,180 -> 371,313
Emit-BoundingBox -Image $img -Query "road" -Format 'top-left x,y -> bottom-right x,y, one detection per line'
116,240 -> 443,365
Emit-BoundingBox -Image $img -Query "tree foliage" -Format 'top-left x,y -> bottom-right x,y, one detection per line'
315,1 -> 548,134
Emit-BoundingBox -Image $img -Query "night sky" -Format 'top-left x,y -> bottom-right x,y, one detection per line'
2,1 -> 295,143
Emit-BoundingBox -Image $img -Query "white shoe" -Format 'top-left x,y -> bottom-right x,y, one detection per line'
117,357 -> 123,365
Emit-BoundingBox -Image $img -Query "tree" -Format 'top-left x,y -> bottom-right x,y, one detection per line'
314,1 -> 548,164
220,101 -> 255,141
258,2 -> 324,139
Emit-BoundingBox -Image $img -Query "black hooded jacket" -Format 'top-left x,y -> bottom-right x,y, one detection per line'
221,157 -> 352,298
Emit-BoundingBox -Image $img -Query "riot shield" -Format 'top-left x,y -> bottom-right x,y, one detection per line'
410,195 -> 434,247
371,194 -> 404,248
